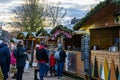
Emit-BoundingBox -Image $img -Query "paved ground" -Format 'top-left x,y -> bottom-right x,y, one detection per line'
10,68 -> 77,80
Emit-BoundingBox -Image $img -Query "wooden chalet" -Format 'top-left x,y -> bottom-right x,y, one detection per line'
74,0 -> 120,80
50,25 -> 72,49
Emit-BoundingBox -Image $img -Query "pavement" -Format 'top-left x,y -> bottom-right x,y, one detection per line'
10,68 -> 77,80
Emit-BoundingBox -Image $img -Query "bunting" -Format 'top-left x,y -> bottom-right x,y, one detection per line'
89,63 -> 93,76
104,58 -> 108,80
92,63 -> 94,77
108,69 -> 110,80
115,66 -> 119,80
100,64 -> 102,77
110,59 -> 117,80
94,57 -> 99,77
101,66 -> 105,80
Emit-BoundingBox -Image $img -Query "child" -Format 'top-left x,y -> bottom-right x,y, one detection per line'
49,51 -> 56,77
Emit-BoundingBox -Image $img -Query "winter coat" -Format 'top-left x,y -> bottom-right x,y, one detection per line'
36,45 -> 48,63
0,43 -> 10,71
58,50 -> 66,62
14,44 -> 27,68
49,55 -> 56,67
10,51 -> 16,65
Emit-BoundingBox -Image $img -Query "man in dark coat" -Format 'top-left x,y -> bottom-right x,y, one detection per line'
0,38 -> 10,80
14,40 -> 27,80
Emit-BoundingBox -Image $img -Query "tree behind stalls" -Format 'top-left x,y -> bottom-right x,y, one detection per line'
13,0 -> 45,31
47,2 -> 67,27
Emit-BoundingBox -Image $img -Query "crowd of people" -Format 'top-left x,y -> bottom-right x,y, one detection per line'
0,38 -> 67,80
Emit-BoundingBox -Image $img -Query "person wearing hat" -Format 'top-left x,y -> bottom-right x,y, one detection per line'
55,45 -> 66,79
0,38 -> 10,80
14,40 -> 27,80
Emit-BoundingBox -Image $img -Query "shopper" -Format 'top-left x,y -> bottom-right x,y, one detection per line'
49,51 -> 56,77
0,38 -> 10,80
14,40 -> 27,80
55,45 -> 66,79
36,42 -> 48,80
33,44 -> 39,80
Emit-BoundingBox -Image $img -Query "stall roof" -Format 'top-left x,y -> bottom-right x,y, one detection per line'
17,32 -> 28,39
25,32 -> 36,39
36,28 -> 49,37
73,0 -> 120,30
50,25 -> 72,34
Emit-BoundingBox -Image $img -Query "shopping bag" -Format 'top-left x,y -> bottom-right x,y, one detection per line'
32,62 -> 38,67
0,66 -> 4,80
25,60 -> 29,70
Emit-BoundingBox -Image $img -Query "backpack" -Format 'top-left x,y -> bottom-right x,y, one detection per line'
54,50 -> 61,61
36,48 -> 48,61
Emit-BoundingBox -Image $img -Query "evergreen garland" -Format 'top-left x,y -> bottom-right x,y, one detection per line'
73,0 -> 120,30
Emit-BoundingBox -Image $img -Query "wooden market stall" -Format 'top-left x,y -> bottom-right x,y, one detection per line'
35,28 -> 49,45
74,0 -> 120,80
17,32 -> 28,45
50,25 -> 85,78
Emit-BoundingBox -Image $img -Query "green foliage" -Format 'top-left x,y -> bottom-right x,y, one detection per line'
36,28 -> 49,36
50,25 -> 72,34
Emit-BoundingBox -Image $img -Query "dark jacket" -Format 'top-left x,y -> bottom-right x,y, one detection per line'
0,43 -> 10,64
14,44 -> 27,68
36,45 -> 48,63
0,43 -> 10,71
58,50 -> 66,62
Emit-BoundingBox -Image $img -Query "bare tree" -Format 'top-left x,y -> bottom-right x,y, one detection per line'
46,2 -> 67,27
12,0 -> 46,31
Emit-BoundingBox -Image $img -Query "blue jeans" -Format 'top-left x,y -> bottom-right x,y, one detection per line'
44,64 -> 49,76
56,62 -> 64,77
39,62 -> 46,80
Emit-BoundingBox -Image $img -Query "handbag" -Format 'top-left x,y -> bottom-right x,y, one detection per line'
32,62 -> 38,67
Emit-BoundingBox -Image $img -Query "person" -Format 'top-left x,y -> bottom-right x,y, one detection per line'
44,45 -> 50,77
36,42 -> 48,80
55,45 -> 66,79
49,51 -> 56,77
14,40 -> 27,80
0,38 -> 10,80
10,42 -> 17,79
33,44 -> 39,80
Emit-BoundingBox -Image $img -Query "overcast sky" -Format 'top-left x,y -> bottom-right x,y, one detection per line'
0,0 -> 104,24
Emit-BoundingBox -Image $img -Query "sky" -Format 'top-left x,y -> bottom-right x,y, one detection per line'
0,0 -> 104,26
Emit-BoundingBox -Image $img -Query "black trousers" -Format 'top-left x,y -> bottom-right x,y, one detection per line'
50,66 -> 55,76
16,66 -> 24,80
34,69 -> 39,80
